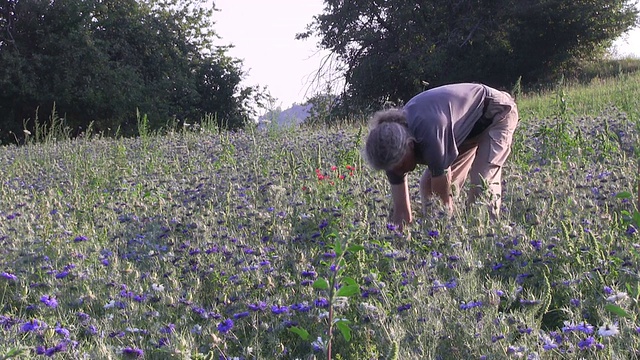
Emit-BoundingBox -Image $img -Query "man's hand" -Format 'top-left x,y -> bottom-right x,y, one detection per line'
431,171 -> 454,215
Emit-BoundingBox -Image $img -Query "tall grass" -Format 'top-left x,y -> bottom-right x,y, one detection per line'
0,72 -> 639,360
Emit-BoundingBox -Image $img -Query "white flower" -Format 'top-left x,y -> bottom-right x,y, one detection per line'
312,336 -> 327,352
598,323 -> 619,337
333,296 -> 349,310
104,300 -> 115,309
359,302 -> 378,313
606,292 -> 628,303
151,283 -> 165,292
318,311 -> 330,320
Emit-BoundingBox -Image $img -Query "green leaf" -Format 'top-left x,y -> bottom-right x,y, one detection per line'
335,320 -> 352,341
342,277 -> 357,287
604,304 -> 632,318
615,191 -> 633,199
633,211 -> 640,227
346,244 -> 365,253
288,326 -> 310,340
3,348 -> 25,358
336,284 -> 359,297
313,278 -> 329,290
334,239 -> 343,256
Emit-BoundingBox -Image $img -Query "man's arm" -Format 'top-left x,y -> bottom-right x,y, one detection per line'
430,171 -> 453,214
390,179 -> 412,231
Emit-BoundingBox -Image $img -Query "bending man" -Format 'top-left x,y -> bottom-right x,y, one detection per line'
364,83 -> 519,229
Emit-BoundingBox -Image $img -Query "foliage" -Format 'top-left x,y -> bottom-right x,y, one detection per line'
0,0 -> 264,144
298,0 -> 640,111
0,69 -> 640,359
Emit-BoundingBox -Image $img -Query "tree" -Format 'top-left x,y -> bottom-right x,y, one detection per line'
298,0 -> 639,110
0,0 -> 261,143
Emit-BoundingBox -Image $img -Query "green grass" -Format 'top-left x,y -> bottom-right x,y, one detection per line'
0,71 -> 639,359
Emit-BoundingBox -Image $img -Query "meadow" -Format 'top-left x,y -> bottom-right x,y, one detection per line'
0,72 -> 639,360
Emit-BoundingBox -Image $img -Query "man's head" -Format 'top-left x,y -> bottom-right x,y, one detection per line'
364,109 -> 416,173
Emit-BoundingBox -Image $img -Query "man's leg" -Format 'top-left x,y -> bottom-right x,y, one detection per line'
469,90 -> 519,218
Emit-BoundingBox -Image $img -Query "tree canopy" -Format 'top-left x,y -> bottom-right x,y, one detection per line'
0,0 -> 265,143
299,0 -> 640,110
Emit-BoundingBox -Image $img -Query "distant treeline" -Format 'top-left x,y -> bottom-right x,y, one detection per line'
1,0 -> 639,143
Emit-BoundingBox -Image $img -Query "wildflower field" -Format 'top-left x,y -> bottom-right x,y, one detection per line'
1,73 -> 640,360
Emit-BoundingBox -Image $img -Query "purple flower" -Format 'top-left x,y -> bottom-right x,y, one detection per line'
397,303 -> 412,312
445,279 -> 457,289
386,224 -> 397,231
301,270 -> 317,278
44,342 -> 67,356
428,230 -> 439,237
315,298 -> 330,308
530,240 -> 543,250
217,319 -> 234,333
40,295 -> 58,308
74,235 -> 88,242
578,336 -> 595,350
159,324 -> 175,334
122,347 -> 144,358
460,300 -> 483,310
271,305 -> 290,315
1,272 -> 17,281
55,323 -> 70,338
55,270 -> 70,279
247,301 -> 267,312
20,319 -> 44,332
233,311 -> 250,319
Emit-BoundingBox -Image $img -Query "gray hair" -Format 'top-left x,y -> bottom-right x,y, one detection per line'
364,109 -> 414,170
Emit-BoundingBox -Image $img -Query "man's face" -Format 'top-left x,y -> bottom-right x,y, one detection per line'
389,142 -> 416,175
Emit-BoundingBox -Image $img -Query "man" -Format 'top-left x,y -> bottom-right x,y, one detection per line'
364,83 -> 518,229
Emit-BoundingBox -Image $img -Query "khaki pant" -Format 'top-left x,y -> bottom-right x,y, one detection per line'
421,89 -> 519,217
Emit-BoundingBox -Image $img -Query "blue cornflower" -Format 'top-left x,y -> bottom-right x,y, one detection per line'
217,319 -> 234,333
55,270 -> 70,279
460,300 -> 483,310
271,305 -> 290,315
247,301 -> 267,312
55,323 -> 70,338
315,298 -> 330,308
122,347 -> 144,358
1,272 -> 17,281
578,336 -> 595,350
445,279 -> 457,289
42,342 -> 67,356
233,311 -> 250,319
159,324 -> 175,334
530,240 -> 543,250
301,270 -> 317,278
40,295 -> 58,308
21,319 -> 45,332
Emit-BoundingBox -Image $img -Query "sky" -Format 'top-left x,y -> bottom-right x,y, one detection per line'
213,0 -> 640,111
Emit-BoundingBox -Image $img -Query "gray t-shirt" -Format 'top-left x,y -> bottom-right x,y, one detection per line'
386,83 -> 488,184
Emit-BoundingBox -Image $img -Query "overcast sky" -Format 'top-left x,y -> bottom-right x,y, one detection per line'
213,0 -> 640,110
